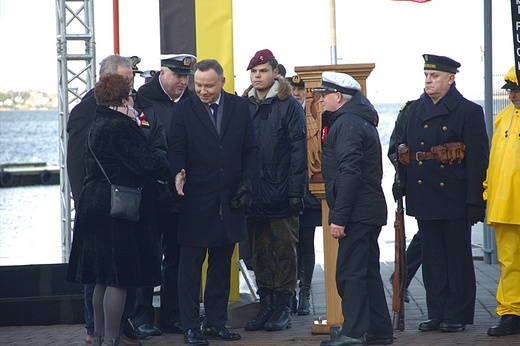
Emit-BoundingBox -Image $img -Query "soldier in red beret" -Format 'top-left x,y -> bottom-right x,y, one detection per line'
242,49 -> 308,333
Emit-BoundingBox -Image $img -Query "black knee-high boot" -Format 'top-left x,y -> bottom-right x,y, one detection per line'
297,254 -> 315,316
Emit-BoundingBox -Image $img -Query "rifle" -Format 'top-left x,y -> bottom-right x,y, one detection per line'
391,117 -> 407,331
392,196 -> 406,330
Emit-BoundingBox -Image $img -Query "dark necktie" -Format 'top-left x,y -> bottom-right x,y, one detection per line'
209,103 -> 219,122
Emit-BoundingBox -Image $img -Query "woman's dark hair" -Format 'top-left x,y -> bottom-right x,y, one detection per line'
94,73 -> 132,106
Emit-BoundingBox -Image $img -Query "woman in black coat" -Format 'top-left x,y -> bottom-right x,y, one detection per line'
67,73 -> 169,346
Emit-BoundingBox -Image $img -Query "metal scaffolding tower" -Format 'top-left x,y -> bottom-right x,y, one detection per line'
55,0 -> 96,262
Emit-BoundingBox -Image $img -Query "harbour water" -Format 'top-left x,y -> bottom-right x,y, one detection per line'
0,105 -> 483,266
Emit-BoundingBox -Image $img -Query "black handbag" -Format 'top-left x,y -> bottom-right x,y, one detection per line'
109,184 -> 142,222
88,132 -> 143,222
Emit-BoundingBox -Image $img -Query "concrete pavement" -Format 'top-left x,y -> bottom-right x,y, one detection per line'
2,256 -> 518,345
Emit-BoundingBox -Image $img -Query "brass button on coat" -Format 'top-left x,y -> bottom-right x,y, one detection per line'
440,182 -> 445,187
442,126 -> 448,131
418,180 -> 423,184
424,124 -> 428,129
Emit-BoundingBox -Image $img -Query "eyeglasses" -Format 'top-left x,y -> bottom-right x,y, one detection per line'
129,92 -> 137,100
321,92 -> 337,97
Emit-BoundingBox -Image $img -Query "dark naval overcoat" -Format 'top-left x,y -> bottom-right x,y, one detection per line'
400,84 -> 489,220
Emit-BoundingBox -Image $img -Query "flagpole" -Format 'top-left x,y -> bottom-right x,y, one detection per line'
113,0 -> 120,54
482,0 -> 497,265
330,0 -> 337,64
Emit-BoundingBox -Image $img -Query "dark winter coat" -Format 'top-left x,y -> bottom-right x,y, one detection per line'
400,84 -> 489,219
67,106 -> 170,287
166,91 -> 258,247
321,91 -> 387,227
242,76 -> 307,218
138,72 -> 193,130
67,90 -> 166,205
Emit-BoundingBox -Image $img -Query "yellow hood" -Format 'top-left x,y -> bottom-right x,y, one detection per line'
504,66 -> 519,86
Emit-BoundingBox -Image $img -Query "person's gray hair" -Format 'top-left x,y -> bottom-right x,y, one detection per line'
99,55 -> 132,77
195,59 -> 224,78
341,93 -> 353,102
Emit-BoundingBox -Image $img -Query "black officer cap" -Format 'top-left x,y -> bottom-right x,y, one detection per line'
278,64 -> 287,77
127,56 -> 143,75
161,54 -> 196,75
287,75 -> 305,88
423,54 -> 460,74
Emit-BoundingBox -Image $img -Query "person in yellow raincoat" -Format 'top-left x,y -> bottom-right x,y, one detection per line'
484,66 -> 520,337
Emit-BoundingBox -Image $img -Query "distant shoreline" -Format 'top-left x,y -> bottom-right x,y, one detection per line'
0,90 -> 58,110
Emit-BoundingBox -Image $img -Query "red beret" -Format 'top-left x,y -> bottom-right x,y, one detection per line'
247,49 -> 275,70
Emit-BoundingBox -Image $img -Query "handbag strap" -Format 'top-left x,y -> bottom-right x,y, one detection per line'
87,129 -> 112,185
87,129 -> 145,189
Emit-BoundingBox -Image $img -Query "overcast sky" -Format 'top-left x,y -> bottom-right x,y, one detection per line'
0,0 -> 513,103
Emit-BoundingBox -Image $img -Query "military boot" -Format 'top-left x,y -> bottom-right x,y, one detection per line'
264,292 -> 292,331
297,254 -> 315,315
245,288 -> 274,331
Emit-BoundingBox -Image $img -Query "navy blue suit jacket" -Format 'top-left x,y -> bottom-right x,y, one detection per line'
167,91 -> 258,247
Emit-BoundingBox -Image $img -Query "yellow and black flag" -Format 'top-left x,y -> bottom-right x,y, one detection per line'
159,0 -> 235,92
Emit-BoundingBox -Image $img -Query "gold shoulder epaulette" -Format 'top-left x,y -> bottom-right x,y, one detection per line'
400,100 -> 413,111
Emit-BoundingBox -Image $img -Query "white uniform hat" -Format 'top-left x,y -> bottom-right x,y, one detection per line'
313,71 -> 361,95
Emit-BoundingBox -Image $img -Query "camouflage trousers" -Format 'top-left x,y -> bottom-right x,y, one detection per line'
247,215 -> 299,294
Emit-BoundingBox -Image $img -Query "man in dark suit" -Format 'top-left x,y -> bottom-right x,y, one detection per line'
135,54 -> 195,335
66,55 -> 166,345
167,59 -> 258,345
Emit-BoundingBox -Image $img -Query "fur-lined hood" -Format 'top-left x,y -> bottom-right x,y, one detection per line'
241,75 -> 292,101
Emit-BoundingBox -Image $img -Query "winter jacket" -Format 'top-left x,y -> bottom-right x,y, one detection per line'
321,91 -> 387,227
242,76 -> 307,218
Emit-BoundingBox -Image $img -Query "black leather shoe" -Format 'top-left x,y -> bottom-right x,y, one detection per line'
184,328 -> 209,345
439,320 -> 466,332
365,332 -> 393,345
418,318 -> 442,331
488,315 -> 520,336
136,323 -> 162,336
320,334 -> 366,345
203,325 -> 241,341
161,321 -> 184,334
122,323 -> 147,340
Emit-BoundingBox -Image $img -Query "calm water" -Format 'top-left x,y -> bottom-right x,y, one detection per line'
0,105 -> 483,266
0,110 -> 59,165
0,110 -> 62,265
